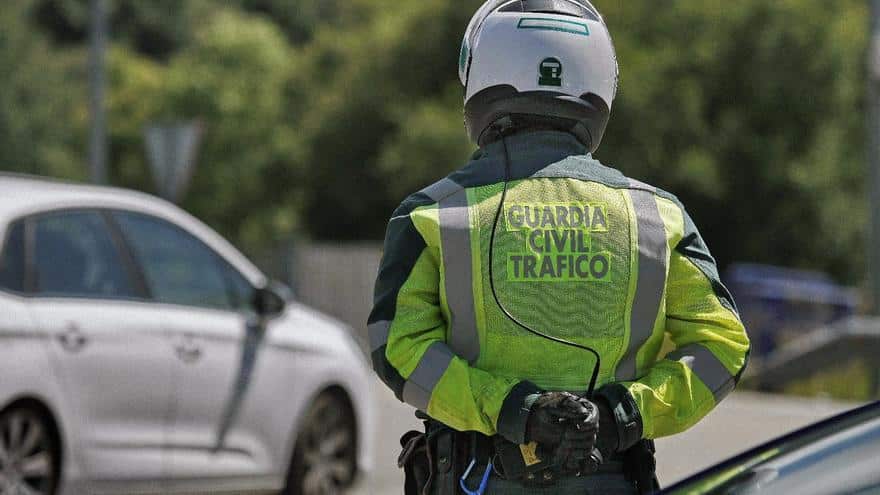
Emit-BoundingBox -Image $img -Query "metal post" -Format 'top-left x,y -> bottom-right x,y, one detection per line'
869,1 -> 880,314
88,0 -> 108,184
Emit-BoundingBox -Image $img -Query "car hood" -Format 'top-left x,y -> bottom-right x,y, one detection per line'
663,401 -> 880,495
266,301 -> 368,364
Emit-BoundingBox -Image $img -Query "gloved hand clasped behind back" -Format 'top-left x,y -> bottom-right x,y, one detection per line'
524,391 -> 601,474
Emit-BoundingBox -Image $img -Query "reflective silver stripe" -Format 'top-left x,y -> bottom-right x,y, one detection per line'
667,344 -> 735,402
402,342 -> 455,410
419,176 -> 482,364
439,186 -> 481,364
617,183 -> 668,381
368,320 -> 391,352
627,178 -> 653,190
420,178 -> 462,203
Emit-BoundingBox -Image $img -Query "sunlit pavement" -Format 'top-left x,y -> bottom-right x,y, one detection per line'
351,378 -> 856,494
350,378 -> 422,495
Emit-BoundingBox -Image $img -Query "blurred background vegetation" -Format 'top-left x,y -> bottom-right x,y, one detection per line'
0,0 -> 869,284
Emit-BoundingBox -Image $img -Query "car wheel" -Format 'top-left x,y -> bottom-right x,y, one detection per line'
0,406 -> 60,495
283,392 -> 358,495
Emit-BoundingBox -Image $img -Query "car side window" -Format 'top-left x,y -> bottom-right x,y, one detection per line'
218,260 -> 256,311
32,211 -> 138,298
113,211 -> 241,310
0,221 -> 25,292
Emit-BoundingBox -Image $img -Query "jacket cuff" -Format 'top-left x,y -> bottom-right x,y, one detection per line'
595,383 -> 643,452
496,381 -> 542,445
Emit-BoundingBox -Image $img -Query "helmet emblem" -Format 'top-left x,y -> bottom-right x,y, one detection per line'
538,58 -> 563,87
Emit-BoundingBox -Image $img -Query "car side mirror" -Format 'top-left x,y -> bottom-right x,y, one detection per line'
253,281 -> 290,318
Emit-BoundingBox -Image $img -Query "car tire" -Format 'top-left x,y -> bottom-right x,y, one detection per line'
0,405 -> 61,495
282,391 -> 358,495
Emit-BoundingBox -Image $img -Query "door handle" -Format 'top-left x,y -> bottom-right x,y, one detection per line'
57,324 -> 88,353
174,338 -> 203,363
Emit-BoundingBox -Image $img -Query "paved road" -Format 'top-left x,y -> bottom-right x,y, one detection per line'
351,377 -> 856,494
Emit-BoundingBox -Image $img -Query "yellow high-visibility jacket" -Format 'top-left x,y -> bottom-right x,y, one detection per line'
368,130 -> 750,449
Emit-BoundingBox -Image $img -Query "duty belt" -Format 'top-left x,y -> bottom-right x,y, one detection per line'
423,419 -> 624,489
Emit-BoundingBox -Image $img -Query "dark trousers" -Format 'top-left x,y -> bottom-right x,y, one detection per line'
440,461 -> 638,494
404,420 -> 649,495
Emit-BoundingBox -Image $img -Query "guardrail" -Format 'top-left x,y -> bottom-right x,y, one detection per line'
749,317 -> 880,400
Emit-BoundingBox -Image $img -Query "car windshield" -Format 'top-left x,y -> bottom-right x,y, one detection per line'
664,402 -> 880,495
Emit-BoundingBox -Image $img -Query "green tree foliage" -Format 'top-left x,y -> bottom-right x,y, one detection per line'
290,0 -> 868,283
107,9 -> 297,246
595,0 -> 867,281
1,0 -> 870,283
33,0 -> 216,59
33,0 -> 345,56
0,1 -> 84,178
235,0 -> 344,45
289,0 -> 479,240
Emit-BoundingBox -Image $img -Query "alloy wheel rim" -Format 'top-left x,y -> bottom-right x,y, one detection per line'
300,397 -> 355,495
0,411 -> 54,495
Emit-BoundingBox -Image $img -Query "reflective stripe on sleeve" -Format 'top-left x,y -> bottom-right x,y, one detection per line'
616,182 -> 668,381
438,183 -> 481,364
420,177 -> 463,203
368,320 -> 391,353
666,344 -> 736,402
402,342 -> 455,410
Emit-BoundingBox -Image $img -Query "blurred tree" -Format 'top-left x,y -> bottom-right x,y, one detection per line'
378,86 -> 477,205
32,0 -> 215,59
0,1 -> 85,178
32,0 -> 357,57
288,0 -> 868,282
595,0 -> 867,281
236,0 -> 343,45
107,9 -> 299,248
5,0 -> 871,284
291,0 -> 481,240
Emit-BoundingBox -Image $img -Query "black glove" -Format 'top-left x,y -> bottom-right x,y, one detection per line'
595,398 -> 620,460
525,392 -> 599,473
557,419 -> 601,474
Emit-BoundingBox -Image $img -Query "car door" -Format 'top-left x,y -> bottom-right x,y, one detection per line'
23,210 -> 175,490
110,210 -> 269,485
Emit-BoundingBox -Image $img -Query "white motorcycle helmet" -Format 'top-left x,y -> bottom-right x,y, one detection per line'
460,0 -> 619,152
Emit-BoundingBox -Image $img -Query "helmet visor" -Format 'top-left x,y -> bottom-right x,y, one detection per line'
460,0 -> 511,85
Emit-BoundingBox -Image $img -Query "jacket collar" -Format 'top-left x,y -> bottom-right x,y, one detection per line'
459,130 -> 589,184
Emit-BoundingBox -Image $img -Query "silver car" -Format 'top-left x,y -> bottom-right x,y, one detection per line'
0,174 -> 375,495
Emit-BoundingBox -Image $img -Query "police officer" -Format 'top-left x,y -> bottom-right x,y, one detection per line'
368,1 -> 750,493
